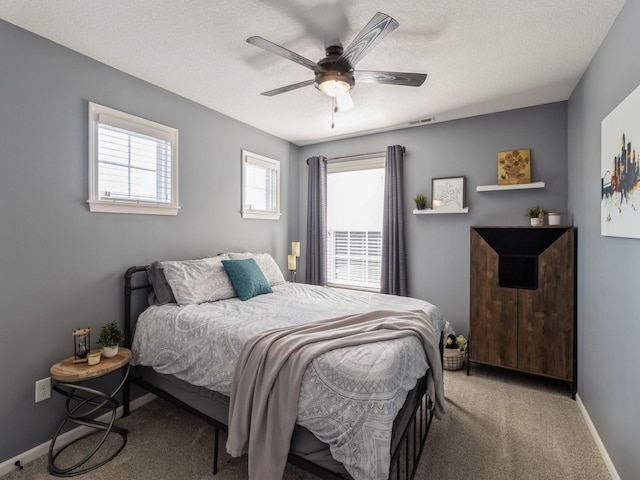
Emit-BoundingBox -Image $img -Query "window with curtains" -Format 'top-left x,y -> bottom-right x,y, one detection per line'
327,157 -> 385,290
87,102 -> 179,215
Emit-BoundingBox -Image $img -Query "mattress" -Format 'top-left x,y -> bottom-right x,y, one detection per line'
131,282 -> 445,479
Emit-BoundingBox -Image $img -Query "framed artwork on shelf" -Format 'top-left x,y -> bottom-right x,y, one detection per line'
497,149 -> 531,185
431,176 -> 466,211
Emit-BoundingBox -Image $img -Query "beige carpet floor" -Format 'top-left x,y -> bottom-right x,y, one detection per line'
3,364 -> 611,480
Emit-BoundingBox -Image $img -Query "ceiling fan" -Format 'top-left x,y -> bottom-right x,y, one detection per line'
246,11 -> 427,112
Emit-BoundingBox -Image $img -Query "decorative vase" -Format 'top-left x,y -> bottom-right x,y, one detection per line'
537,211 -> 545,226
102,346 -> 118,358
508,173 -> 521,185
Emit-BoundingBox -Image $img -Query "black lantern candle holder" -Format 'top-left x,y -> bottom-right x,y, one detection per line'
73,328 -> 91,363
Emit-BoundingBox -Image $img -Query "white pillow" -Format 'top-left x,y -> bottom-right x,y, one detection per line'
161,255 -> 237,305
227,252 -> 286,286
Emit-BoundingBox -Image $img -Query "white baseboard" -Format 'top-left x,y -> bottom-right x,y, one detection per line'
0,393 -> 156,477
576,393 -> 620,480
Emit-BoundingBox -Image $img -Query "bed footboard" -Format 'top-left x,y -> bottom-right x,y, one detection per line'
389,378 -> 435,480
286,374 -> 436,480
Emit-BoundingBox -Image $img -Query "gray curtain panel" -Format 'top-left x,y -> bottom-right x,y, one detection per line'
305,156 -> 328,285
381,145 -> 408,296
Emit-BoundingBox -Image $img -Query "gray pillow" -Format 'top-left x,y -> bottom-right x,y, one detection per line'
147,261 -> 177,305
227,252 -> 286,286
160,255 -> 236,305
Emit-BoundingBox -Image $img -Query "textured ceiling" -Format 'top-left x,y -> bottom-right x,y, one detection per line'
0,0 -> 626,146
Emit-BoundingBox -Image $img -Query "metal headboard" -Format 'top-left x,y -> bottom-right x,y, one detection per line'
123,265 -> 150,349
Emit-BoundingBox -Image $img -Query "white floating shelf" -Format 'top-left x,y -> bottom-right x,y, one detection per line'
413,207 -> 469,215
476,181 -> 545,192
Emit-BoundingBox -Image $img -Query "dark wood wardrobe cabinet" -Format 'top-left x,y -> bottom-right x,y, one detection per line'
469,226 -> 576,397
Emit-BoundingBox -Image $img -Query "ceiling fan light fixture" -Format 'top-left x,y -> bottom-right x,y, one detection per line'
316,73 -> 354,97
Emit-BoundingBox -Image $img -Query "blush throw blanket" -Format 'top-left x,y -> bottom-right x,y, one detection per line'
226,309 -> 445,480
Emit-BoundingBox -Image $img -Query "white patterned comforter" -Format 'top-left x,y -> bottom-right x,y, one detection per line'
131,283 -> 445,480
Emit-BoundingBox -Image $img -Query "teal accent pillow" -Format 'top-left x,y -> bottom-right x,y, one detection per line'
222,258 -> 273,301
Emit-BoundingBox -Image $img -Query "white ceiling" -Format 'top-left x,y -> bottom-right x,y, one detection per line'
0,0 -> 626,146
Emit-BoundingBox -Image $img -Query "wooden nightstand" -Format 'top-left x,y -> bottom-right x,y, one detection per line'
48,347 -> 131,477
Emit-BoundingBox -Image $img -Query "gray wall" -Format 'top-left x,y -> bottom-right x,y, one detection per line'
0,20 -> 297,463
298,102 -> 568,337
3,5 -> 635,477
568,0 -> 640,478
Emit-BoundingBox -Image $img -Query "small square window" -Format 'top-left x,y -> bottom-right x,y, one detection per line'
87,102 -> 179,215
241,150 -> 281,220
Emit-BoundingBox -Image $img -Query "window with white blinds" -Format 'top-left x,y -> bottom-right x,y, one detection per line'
327,157 -> 385,290
87,102 -> 179,215
241,150 -> 281,219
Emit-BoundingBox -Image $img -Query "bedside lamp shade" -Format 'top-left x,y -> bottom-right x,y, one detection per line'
288,254 -> 297,271
288,241 -> 300,282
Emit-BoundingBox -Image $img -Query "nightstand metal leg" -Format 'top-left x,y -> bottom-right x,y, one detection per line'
48,365 -> 130,477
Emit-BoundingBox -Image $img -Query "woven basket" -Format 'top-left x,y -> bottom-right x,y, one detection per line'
443,348 -> 465,371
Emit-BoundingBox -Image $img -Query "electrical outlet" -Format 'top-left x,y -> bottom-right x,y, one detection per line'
35,377 -> 51,403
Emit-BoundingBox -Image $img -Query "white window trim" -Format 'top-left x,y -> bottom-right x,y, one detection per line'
241,150 -> 281,220
87,102 -> 179,215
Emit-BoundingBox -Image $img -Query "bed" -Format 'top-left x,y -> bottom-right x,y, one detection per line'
122,253 -> 445,480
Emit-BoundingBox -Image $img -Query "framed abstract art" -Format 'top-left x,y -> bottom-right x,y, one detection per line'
601,84 -> 640,239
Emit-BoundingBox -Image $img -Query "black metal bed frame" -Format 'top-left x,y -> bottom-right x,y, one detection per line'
122,265 -> 441,480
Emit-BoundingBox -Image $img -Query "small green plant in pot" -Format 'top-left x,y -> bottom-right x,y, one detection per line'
524,205 -> 547,226
98,321 -> 125,358
414,193 -> 427,210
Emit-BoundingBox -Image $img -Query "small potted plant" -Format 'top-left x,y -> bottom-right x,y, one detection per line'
524,205 -> 547,226
414,193 -> 427,210
97,321 -> 125,358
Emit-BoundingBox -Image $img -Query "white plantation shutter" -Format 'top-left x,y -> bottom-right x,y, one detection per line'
88,102 -> 179,215
329,231 -> 382,288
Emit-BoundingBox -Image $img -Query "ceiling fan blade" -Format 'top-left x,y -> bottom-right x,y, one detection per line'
338,12 -> 399,68
354,70 -> 427,87
336,92 -> 354,112
261,79 -> 315,97
247,36 -> 320,72
260,0 -> 349,50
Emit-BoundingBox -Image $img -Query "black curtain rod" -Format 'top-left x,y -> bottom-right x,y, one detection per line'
326,146 -> 405,162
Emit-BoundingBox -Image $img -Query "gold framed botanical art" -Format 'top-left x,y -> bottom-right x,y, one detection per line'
497,149 -> 531,185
